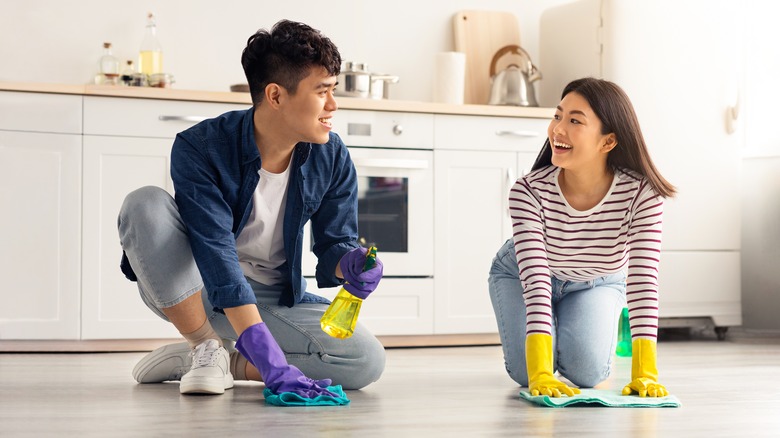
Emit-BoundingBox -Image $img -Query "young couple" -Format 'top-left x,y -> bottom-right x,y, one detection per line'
119,19 -> 672,401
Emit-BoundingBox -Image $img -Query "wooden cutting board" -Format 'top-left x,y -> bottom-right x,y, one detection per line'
453,10 -> 522,105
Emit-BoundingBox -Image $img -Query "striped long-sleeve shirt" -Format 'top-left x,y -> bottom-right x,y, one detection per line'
509,165 -> 663,341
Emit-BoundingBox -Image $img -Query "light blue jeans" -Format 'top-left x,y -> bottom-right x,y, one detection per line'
488,239 -> 626,388
117,186 -> 385,390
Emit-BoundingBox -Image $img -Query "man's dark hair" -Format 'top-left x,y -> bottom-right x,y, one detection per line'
241,20 -> 342,105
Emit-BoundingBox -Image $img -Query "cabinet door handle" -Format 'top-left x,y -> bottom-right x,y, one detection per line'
495,130 -> 540,138
158,115 -> 208,123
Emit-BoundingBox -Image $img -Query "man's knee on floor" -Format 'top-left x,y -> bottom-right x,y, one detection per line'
317,335 -> 386,390
342,337 -> 386,390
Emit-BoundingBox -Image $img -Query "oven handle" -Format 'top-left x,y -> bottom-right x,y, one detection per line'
352,158 -> 429,169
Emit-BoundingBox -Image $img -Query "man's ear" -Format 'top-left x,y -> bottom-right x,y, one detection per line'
265,83 -> 283,108
602,133 -> 618,153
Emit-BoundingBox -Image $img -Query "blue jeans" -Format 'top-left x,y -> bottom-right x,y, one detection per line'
117,186 -> 385,390
488,239 -> 626,388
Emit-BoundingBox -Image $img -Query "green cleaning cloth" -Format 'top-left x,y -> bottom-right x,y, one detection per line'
263,385 -> 350,407
519,388 -> 681,408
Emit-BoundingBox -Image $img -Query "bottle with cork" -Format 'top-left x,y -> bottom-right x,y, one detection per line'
97,42 -> 120,85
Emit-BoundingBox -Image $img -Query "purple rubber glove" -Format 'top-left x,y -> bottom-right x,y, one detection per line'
236,322 -> 337,398
339,247 -> 384,299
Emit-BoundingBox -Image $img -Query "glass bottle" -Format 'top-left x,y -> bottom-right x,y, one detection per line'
120,60 -> 135,86
138,12 -> 163,77
320,246 -> 377,339
616,307 -> 633,357
99,42 -> 120,85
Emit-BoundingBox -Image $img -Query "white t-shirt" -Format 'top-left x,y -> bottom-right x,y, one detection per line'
235,156 -> 293,285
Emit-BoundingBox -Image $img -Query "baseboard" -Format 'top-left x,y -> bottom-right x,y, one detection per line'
0,339 -> 184,352
0,333 -> 501,352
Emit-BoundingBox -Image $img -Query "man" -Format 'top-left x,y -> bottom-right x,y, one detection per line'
118,19 -> 385,397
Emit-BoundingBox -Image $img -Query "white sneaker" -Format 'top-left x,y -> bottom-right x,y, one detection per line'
133,342 -> 192,383
132,340 -> 236,384
179,339 -> 234,395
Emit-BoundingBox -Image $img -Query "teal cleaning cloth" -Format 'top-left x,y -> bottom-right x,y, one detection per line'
263,385 -> 350,407
519,389 -> 681,408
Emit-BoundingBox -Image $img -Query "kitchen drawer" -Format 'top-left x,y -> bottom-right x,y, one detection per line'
434,114 -> 548,152
0,91 -> 82,134
84,96 -> 248,138
331,109 -> 434,150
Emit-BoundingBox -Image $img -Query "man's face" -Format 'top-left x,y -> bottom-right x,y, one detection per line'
278,66 -> 338,145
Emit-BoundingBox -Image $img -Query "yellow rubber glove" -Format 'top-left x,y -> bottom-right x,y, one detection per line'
621,338 -> 669,397
526,333 -> 581,397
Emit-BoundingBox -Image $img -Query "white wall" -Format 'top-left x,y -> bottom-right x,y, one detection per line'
0,0 -> 571,102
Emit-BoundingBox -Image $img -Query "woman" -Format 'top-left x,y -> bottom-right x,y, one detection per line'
488,77 -> 675,398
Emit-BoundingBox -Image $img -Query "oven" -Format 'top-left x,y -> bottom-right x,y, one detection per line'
301,109 -> 435,334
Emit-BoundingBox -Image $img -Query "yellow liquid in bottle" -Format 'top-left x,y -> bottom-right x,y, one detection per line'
320,289 -> 363,339
138,50 -> 163,76
321,246 -> 376,339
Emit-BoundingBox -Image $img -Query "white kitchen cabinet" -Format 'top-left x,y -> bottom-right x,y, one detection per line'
0,92 -> 82,339
81,96 -> 247,339
81,135 -> 180,339
432,114 -> 547,334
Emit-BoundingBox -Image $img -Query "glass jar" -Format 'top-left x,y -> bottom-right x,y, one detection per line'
148,73 -> 175,88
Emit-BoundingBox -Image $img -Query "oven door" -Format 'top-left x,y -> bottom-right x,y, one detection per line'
301,146 -> 434,278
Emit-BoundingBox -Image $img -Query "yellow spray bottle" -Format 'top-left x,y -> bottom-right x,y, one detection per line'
320,246 -> 377,339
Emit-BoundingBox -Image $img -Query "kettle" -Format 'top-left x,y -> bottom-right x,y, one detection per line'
487,45 -> 542,107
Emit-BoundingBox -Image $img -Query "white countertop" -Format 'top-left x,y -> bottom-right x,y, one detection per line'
0,81 -> 554,119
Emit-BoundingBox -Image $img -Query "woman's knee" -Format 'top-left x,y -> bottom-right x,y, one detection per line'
558,355 -> 612,388
507,363 -> 529,387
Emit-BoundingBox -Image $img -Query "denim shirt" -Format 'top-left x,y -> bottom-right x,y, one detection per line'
165,107 -> 359,309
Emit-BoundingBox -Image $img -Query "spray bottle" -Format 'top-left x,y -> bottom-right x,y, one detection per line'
616,307 -> 633,357
320,246 -> 377,339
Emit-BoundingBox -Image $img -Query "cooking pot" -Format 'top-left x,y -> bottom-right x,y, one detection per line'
336,62 -> 398,99
336,62 -> 370,97
487,45 -> 542,107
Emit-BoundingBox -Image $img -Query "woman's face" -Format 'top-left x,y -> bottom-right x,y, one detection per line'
547,91 -> 616,171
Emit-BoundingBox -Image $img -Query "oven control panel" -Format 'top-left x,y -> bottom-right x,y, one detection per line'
331,109 -> 433,150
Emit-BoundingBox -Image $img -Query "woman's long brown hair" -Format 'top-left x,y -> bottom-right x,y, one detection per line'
531,77 -> 676,198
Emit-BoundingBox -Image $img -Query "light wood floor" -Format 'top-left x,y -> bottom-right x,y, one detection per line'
2,333 -> 779,437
